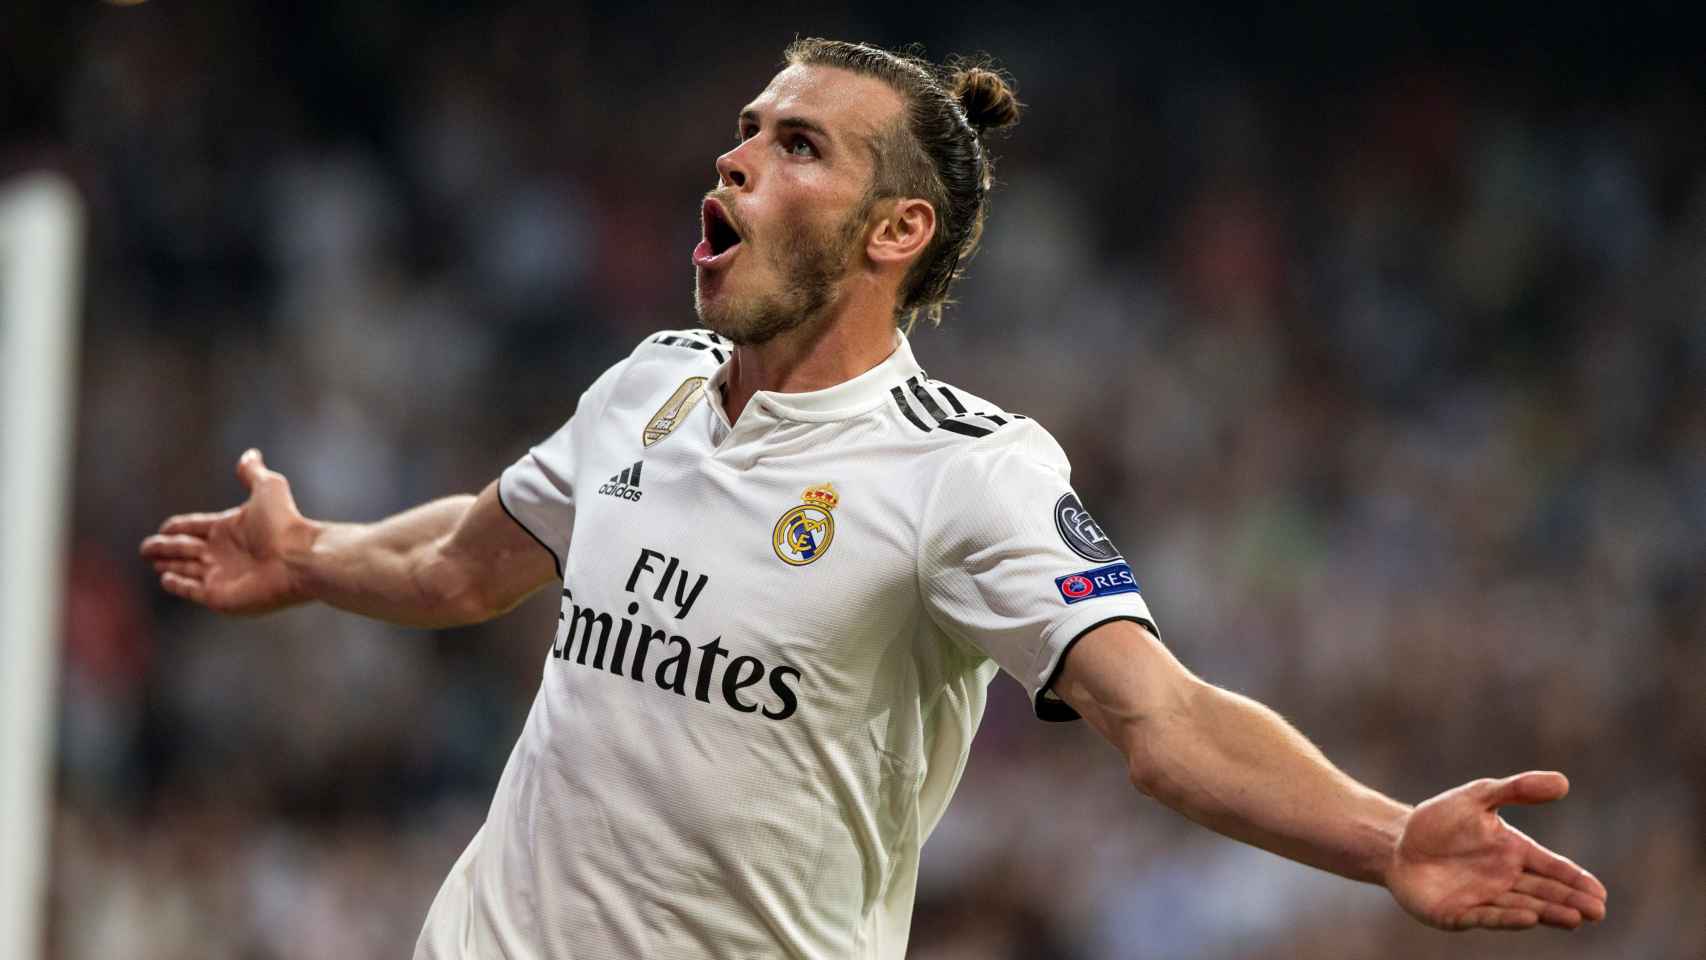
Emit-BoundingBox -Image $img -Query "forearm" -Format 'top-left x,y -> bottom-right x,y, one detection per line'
1057,622 -> 1607,931
1133,680 -> 1409,885
288,495 -> 485,628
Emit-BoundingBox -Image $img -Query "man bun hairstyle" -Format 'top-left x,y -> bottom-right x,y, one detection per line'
783,39 -> 1021,330
953,66 -> 1023,132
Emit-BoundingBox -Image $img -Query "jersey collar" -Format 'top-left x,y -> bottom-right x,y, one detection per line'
706,331 -> 925,424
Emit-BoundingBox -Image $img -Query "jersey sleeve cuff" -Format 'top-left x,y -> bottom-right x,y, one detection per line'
1030,606 -> 1158,723
497,467 -> 565,580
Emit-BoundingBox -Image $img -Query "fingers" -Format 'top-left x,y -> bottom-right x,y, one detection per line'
1453,905 -> 1538,931
157,509 -> 237,537
1517,831 -> 1607,902
1481,771 -> 1569,808
160,572 -> 206,604
140,533 -> 208,561
236,448 -> 269,492
1515,871 -> 1608,922
151,559 -> 207,580
1494,892 -> 1583,929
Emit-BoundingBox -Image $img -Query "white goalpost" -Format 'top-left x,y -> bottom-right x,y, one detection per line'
0,170 -> 84,960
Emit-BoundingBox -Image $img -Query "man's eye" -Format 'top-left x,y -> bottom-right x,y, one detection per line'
787,137 -> 816,157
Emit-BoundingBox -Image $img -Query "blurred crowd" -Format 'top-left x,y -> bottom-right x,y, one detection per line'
6,2 -> 1702,958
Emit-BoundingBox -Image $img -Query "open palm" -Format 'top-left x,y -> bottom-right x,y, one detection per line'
140,449 -> 311,616
1388,771 -> 1607,931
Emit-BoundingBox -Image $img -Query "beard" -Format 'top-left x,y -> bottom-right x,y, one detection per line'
694,194 -> 872,346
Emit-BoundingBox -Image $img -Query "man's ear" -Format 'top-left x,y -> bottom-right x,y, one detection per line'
867,197 -> 936,269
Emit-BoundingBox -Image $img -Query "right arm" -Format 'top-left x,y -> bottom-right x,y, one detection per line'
140,449 -> 559,628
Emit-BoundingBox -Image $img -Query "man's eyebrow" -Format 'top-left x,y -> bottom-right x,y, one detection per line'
776,116 -> 832,141
738,109 -> 834,142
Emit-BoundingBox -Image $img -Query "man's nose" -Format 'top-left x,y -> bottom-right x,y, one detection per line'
715,147 -> 749,189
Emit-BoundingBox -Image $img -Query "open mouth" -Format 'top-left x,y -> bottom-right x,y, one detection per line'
694,197 -> 743,268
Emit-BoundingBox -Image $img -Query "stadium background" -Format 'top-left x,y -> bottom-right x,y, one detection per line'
4,1 -> 1702,957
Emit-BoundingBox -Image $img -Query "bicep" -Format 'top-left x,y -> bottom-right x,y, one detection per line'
440,479 -> 561,617
1051,619 -> 1202,762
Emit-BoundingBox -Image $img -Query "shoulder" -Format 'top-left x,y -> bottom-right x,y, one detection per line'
604,326 -> 731,379
588,327 -> 729,400
885,374 -> 1075,525
525,328 -> 725,438
887,373 -> 1067,465
633,327 -> 732,366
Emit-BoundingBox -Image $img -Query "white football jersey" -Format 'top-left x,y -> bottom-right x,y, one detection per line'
415,328 -> 1157,960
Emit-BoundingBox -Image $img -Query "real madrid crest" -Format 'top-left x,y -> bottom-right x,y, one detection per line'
773,483 -> 839,566
643,377 -> 708,447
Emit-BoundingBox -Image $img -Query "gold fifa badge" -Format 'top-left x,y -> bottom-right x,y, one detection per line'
773,483 -> 839,566
642,377 -> 708,447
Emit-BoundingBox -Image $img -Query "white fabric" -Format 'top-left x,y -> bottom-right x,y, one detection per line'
416,329 -> 1157,960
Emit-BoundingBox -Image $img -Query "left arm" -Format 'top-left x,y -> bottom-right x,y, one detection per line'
1051,619 -> 1608,931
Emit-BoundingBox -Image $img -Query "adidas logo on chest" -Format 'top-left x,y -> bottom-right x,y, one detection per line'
598,461 -> 644,502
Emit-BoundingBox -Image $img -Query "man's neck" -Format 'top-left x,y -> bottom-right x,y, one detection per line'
719,309 -> 897,423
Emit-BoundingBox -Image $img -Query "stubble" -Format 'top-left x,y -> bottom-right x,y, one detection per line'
694,195 -> 872,346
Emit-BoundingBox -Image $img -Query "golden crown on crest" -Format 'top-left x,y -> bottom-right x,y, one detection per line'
800,483 -> 839,511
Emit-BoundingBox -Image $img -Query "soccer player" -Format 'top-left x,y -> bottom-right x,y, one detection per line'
141,38 -> 1606,959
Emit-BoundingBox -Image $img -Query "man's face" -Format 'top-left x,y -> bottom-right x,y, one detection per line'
693,64 -> 904,345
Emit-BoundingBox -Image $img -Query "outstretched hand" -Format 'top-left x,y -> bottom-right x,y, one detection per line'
139,448 -> 313,616
1388,771 -> 1607,931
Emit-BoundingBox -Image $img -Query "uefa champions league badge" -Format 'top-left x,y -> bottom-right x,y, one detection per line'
1053,492 -> 1121,562
773,483 -> 838,566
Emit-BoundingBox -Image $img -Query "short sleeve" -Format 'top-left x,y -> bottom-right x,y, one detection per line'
919,421 -> 1158,721
497,358 -> 633,580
